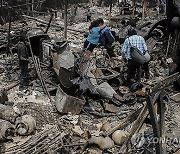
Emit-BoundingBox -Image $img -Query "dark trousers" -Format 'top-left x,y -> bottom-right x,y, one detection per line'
127,60 -> 150,82
106,45 -> 116,57
142,61 -> 150,78
127,59 -> 142,82
19,63 -> 29,85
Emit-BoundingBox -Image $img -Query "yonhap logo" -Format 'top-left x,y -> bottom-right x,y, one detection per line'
131,135 -> 180,147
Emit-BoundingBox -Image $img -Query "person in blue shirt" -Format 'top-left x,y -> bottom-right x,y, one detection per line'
83,20 -> 105,58
97,18 -> 116,57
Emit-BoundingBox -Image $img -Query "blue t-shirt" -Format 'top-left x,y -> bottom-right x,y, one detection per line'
87,27 -> 101,45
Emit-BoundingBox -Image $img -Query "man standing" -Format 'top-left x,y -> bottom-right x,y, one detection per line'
98,18 -> 116,57
121,29 -> 149,83
119,18 -> 138,44
17,31 -> 30,87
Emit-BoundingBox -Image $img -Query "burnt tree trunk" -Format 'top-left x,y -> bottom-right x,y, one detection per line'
64,0 -> 68,40
132,0 -> 136,18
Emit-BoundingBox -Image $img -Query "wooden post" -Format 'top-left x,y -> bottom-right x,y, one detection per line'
45,12 -> 54,34
109,0 -> 113,14
7,8 -> 11,56
26,0 -> 30,15
32,0 -> 34,16
142,0 -> 147,23
64,0 -> 68,40
109,0 -> 113,26
132,0 -> 136,18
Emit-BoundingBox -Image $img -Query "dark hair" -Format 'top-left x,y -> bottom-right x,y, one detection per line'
20,31 -> 26,42
128,19 -> 136,27
89,20 -> 100,30
121,19 -> 126,25
128,28 -> 137,36
97,18 -> 104,24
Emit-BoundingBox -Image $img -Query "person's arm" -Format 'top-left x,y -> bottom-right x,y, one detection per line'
105,30 -> 115,44
142,37 -> 148,51
18,45 -> 30,63
89,24 -> 94,30
121,39 -> 128,59
19,56 -> 30,62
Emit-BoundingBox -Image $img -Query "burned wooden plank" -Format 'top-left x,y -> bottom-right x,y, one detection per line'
170,93 -> 180,102
146,93 -> 162,154
159,92 -> 166,153
120,91 -> 161,153
105,107 -> 142,136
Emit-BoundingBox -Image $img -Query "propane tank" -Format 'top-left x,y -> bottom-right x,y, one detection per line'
15,115 -> 36,136
0,119 -> 15,141
0,104 -> 19,124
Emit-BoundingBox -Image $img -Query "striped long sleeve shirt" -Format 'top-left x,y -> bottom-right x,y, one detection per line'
121,35 -> 147,60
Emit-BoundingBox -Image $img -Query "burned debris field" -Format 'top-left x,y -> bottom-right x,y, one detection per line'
0,0 -> 180,154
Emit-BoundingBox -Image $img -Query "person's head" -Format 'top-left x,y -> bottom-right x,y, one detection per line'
104,19 -> 109,26
20,31 -> 26,42
128,18 -> 136,27
128,28 -> 137,36
89,20 -> 99,30
92,20 -> 100,27
97,18 -> 104,26
121,18 -> 126,25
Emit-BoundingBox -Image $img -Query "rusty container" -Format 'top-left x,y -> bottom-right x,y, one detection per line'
15,115 -> 36,136
0,119 -> 15,141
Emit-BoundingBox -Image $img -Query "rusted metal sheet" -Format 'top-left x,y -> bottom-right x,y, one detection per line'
55,86 -> 86,114
51,42 -> 74,75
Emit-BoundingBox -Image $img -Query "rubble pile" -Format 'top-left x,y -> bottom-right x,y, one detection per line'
0,2 -> 180,154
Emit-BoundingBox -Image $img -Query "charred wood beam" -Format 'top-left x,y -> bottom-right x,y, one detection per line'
27,36 -> 54,106
7,8 -> 11,55
7,0 -> 45,9
104,108 -> 142,136
146,92 -> 162,154
148,72 -> 180,92
45,12 -> 54,34
23,15 -> 86,33
64,0 -> 68,40
120,91 -> 161,153
159,92 -> 166,153
4,81 -> 19,91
